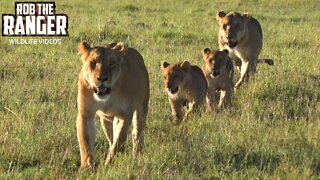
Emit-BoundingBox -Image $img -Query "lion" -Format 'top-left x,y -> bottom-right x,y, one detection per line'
216,11 -> 274,89
161,61 -> 207,123
77,41 -> 149,169
202,48 -> 234,111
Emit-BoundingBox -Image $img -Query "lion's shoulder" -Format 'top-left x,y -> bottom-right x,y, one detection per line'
189,65 -> 207,89
248,17 -> 262,38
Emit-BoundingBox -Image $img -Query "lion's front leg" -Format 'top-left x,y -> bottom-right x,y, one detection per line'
77,112 -> 96,169
132,106 -> 147,156
235,60 -> 250,89
105,116 -> 131,165
229,52 -> 242,73
218,90 -> 227,109
206,88 -> 218,112
184,101 -> 195,120
225,85 -> 233,107
169,98 -> 183,124
99,114 -> 114,149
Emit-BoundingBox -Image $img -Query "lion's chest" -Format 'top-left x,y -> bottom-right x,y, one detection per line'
207,74 -> 226,90
232,48 -> 242,59
225,46 -> 239,58
96,95 -> 131,118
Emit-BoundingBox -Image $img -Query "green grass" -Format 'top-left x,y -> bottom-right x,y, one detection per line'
1,0 -> 320,178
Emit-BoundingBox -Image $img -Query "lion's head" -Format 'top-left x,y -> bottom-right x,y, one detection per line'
216,11 -> 251,48
78,41 -> 127,101
161,61 -> 190,96
203,48 -> 229,78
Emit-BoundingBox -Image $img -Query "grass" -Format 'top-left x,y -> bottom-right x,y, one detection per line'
0,0 -> 320,179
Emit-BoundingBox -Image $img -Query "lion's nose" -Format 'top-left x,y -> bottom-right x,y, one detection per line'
227,36 -> 233,40
212,70 -> 220,77
97,76 -> 108,82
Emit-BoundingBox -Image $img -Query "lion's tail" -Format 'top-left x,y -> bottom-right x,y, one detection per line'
257,58 -> 274,65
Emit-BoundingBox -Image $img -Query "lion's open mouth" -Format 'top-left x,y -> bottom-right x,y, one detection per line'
168,87 -> 179,94
228,41 -> 238,48
210,72 -> 220,78
93,86 -> 111,96
210,69 -> 220,78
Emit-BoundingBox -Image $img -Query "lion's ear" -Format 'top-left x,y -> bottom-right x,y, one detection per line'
203,48 -> 211,59
180,61 -> 190,72
216,11 -> 226,23
79,41 -> 91,61
113,42 -> 127,54
203,48 -> 211,54
103,42 -> 117,48
222,49 -> 229,55
242,12 -> 251,23
162,61 -> 170,69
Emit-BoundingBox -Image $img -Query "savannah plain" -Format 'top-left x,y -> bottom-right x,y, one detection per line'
0,0 -> 320,178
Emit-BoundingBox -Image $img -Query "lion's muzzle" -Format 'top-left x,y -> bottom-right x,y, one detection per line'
227,40 -> 238,48
167,86 -> 179,94
93,85 -> 111,96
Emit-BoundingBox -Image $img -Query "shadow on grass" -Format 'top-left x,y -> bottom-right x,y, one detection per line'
253,73 -> 320,121
0,158 -> 40,173
229,146 -> 282,173
117,5 -> 140,12
158,127 -> 283,177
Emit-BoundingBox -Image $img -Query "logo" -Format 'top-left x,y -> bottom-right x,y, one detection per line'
2,2 -> 68,36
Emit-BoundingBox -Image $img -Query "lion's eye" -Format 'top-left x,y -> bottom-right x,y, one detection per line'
223,24 -> 227,30
91,61 -> 97,69
109,61 -> 116,69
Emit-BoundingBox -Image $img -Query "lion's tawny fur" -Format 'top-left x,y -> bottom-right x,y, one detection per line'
202,48 -> 234,111
161,61 -> 207,123
216,11 -> 273,89
77,41 -> 149,168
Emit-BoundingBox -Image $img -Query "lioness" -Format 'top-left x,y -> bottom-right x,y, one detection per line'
202,48 -> 233,111
161,61 -> 207,123
216,11 -> 273,89
77,41 -> 149,168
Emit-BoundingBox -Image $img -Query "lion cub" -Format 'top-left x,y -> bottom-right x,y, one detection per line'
203,48 -> 234,111
216,11 -> 273,89
161,61 -> 207,123
77,41 -> 149,168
